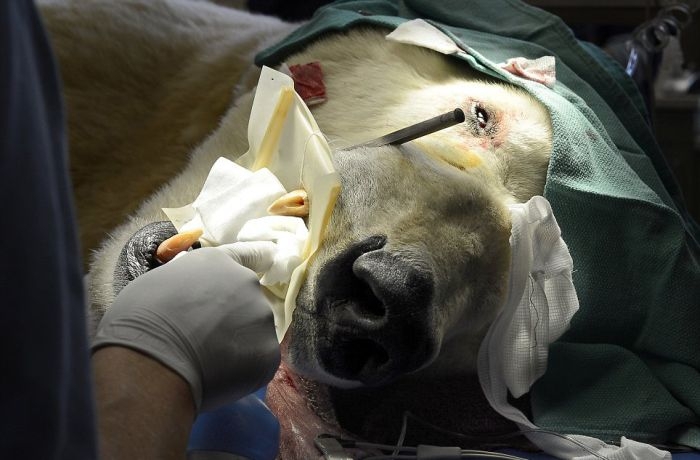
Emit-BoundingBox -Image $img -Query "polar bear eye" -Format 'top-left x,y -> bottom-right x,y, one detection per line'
467,101 -> 495,137
476,107 -> 488,128
474,104 -> 489,130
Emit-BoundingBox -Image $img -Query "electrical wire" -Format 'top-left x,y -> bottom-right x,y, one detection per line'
373,411 -> 611,460
461,451 -> 527,459
361,453 -> 526,460
354,441 -> 417,453
391,409 -> 410,457
355,410 -> 530,460
362,455 -> 416,460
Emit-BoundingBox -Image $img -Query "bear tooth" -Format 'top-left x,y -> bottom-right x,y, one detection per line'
267,189 -> 309,217
156,228 -> 203,263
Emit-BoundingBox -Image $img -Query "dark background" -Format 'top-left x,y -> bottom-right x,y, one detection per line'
526,0 -> 700,222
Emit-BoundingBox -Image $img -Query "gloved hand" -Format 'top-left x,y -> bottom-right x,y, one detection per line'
93,242 -> 281,412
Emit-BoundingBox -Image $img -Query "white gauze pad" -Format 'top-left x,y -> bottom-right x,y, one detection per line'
163,66 -> 340,341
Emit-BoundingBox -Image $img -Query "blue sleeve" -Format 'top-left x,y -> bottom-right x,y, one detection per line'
0,1 -> 98,458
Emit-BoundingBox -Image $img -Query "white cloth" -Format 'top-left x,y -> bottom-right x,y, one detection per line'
238,215 -> 308,287
387,20 -> 557,87
239,66 -> 340,341
477,196 -> 670,460
162,67 -> 340,342
162,157 -> 307,291
498,56 -> 557,88
164,158 -> 286,245
386,18 -> 462,55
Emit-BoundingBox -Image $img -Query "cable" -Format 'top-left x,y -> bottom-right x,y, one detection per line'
460,451 -> 527,459
362,455 -> 416,460
339,406 -> 659,460
354,441 -> 417,453
391,410 -> 410,457
398,411 -> 523,443
361,452 -> 527,460
397,411 -> 610,460
354,411 -> 529,460
345,407 -> 694,460
516,429 -> 608,460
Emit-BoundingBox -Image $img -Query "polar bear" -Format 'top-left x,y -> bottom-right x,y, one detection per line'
41,0 -> 553,457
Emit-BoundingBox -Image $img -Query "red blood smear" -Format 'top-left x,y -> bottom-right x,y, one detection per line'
289,61 -> 327,106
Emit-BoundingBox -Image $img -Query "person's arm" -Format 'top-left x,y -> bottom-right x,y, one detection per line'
92,347 -> 194,460
92,242 -> 281,459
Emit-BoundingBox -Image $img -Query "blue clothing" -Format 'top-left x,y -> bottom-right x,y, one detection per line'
0,1 -> 97,458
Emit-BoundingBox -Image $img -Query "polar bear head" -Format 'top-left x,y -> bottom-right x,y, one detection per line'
282,59 -> 552,387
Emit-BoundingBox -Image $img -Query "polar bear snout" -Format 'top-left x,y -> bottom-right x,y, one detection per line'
283,144 -> 513,386
313,235 -> 437,385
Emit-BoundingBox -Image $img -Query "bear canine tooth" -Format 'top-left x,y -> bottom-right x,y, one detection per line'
155,228 -> 203,263
267,189 -> 309,217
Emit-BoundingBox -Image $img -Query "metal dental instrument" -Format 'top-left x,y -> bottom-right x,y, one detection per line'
348,108 -> 465,149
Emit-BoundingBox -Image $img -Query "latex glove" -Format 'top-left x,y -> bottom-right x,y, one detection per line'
171,241 -> 277,272
93,243 -> 280,412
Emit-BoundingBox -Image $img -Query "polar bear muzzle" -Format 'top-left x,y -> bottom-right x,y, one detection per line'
309,234 -> 436,386
283,144 -> 513,388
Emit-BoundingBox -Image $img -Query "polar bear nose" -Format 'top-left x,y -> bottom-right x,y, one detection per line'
316,235 -> 436,385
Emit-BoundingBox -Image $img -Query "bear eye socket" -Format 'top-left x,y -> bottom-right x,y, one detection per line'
467,101 -> 494,137
474,105 -> 489,130
466,101 -> 497,138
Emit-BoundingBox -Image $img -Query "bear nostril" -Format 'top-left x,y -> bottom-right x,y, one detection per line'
354,234 -> 387,254
352,285 -> 386,319
352,250 -> 433,317
317,234 -> 388,319
314,235 -> 436,384
346,338 -> 389,376
317,234 -> 433,324
323,338 -> 390,384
